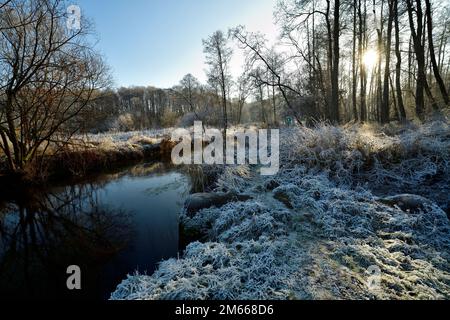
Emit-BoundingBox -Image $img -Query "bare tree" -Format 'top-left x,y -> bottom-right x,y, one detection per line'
381,0 -> 395,123
406,0 -> 438,119
424,0 -> 449,105
203,30 -> 232,134
230,26 -> 303,125
0,0 -> 110,175
352,0 -> 359,121
235,73 -> 251,124
358,0 -> 368,122
330,0 -> 340,123
178,73 -> 200,113
393,0 -> 406,120
276,0 -> 341,123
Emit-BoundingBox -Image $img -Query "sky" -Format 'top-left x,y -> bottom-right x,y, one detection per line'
75,0 -> 279,89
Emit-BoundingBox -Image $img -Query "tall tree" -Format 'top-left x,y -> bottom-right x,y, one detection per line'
406,0 -> 426,119
406,0 -> 439,118
358,0 -> 368,122
235,74 -> 251,124
179,74 -> 200,113
393,0 -> 406,120
381,0 -> 395,123
203,31 -> 232,133
424,0 -> 449,105
330,0 -> 341,123
352,0 -> 359,121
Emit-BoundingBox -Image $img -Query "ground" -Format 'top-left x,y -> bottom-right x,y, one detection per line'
110,120 -> 450,300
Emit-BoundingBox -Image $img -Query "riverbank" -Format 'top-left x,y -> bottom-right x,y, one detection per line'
111,120 -> 450,300
0,129 -> 176,187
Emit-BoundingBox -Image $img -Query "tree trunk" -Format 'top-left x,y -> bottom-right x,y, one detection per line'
381,0 -> 394,123
352,0 -> 358,121
373,0 -> 384,122
424,0 -> 449,105
330,0 -> 341,123
359,0 -> 368,122
217,47 -> 228,134
272,84 -> 277,125
394,0 -> 406,120
406,0 -> 426,120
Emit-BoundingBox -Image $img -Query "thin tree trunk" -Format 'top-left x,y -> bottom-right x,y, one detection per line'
359,0 -> 368,122
325,0 -> 333,120
381,0 -> 394,123
394,0 -> 406,120
272,85 -> 277,125
389,74 -> 400,120
437,24 -> 447,74
352,0 -> 358,121
375,0 -> 383,122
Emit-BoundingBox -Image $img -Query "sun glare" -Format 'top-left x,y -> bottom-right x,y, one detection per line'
362,49 -> 378,70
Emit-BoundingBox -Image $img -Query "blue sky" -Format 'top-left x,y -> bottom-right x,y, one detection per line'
75,0 -> 279,88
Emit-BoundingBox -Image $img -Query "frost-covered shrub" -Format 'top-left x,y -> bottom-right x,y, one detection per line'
281,121 -> 450,208
127,135 -> 159,145
184,164 -> 225,193
181,201 -> 291,243
215,165 -> 253,193
111,238 -> 307,300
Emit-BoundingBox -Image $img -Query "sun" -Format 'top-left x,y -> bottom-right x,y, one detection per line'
362,49 -> 378,70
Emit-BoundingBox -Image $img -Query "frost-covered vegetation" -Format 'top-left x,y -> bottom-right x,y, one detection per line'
111,121 -> 450,300
79,128 -> 173,145
30,129 -> 175,179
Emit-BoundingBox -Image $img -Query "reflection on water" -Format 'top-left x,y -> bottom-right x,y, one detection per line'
0,162 -> 191,300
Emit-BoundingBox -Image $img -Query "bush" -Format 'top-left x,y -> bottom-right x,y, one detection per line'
160,110 -> 180,128
111,113 -> 136,132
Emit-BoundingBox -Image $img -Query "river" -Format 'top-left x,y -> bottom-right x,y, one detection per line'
0,162 -> 191,300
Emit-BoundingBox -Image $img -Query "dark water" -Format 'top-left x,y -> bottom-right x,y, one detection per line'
0,162 -> 191,300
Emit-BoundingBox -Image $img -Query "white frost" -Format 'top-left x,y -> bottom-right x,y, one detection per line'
111,121 -> 450,300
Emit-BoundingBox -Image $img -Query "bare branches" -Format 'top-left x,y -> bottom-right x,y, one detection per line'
203,30 -> 232,132
0,0 -> 110,173
230,25 -> 303,124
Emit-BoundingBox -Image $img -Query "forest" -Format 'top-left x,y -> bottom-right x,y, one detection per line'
0,0 -> 450,302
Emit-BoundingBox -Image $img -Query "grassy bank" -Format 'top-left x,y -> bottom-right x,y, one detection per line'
111,120 -> 450,300
0,129 -> 176,186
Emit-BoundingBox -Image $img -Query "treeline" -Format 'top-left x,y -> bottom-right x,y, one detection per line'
82,74 -> 265,133
83,73 -> 292,133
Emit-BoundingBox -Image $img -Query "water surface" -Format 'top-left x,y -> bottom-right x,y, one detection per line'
0,162 -> 191,300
